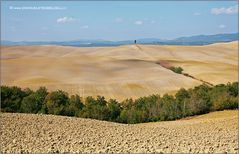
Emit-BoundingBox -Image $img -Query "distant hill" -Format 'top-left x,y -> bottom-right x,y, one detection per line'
165,33 -> 238,45
1,33 -> 238,46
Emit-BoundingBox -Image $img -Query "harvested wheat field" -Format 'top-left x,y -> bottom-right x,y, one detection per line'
1,110 -> 238,153
1,41 -> 238,101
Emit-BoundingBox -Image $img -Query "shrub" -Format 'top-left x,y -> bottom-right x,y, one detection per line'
169,66 -> 183,74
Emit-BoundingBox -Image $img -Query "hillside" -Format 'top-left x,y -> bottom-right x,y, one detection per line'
1,110 -> 238,153
1,41 -> 238,101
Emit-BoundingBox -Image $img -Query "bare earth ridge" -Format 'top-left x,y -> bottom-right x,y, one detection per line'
1,110 -> 238,153
1,41 -> 238,101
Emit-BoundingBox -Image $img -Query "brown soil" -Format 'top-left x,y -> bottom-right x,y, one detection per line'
1,110 -> 238,153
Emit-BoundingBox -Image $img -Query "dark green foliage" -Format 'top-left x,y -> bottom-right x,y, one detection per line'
1,86 -> 28,112
159,94 -> 177,120
64,94 -> 84,116
175,88 -> 190,117
1,82 -> 238,124
107,99 -> 121,121
35,87 -> 48,103
44,90 -> 69,115
187,84 -> 212,115
119,107 -> 144,124
118,98 -> 134,123
227,82 -> 238,97
21,94 -> 40,113
210,84 -> 237,111
79,96 -> 109,120
119,95 -> 160,123
169,66 -> 183,74
20,87 -> 48,113
35,87 -> 48,114
23,88 -> 34,96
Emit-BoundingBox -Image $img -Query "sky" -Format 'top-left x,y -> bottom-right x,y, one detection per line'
1,1 -> 238,41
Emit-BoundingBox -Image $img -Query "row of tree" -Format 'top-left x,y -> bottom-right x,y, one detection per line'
1,82 -> 238,124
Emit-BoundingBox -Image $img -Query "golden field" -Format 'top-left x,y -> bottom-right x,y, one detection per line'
1,41 -> 237,101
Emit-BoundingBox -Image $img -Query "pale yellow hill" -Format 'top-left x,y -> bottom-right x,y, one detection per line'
1,41 -> 237,101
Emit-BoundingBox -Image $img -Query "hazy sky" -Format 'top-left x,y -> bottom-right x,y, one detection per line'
1,1 -> 238,41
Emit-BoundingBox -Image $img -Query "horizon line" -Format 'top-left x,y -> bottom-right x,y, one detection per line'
2,32 -> 238,43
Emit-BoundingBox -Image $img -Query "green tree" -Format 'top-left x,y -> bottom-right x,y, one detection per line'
44,90 -> 69,115
169,66 -> 183,74
119,109 -> 128,123
107,99 -> 121,121
35,87 -> 48,114
188,84 -> 212,115
79,96 -> 109,120
1,86 -> 27,112
1,82 -> 238,124
65,94 -> 84,116
20,94 -> 40,113
35,87 -> 48,102
210,84 -> 237,111
143,95 -> 161,121
119,108 -> 144,124
175,88 -> 190,117
159,94 -> 177,121
23,88 -> 34,96
227,82 -> 238,97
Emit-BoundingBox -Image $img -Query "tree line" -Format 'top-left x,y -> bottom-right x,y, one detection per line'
1,82 -> 238,124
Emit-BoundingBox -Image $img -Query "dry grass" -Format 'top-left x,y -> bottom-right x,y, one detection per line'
1,41 -> 237,101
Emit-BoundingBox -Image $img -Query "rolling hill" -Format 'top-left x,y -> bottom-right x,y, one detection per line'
1,41 -> 238,101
